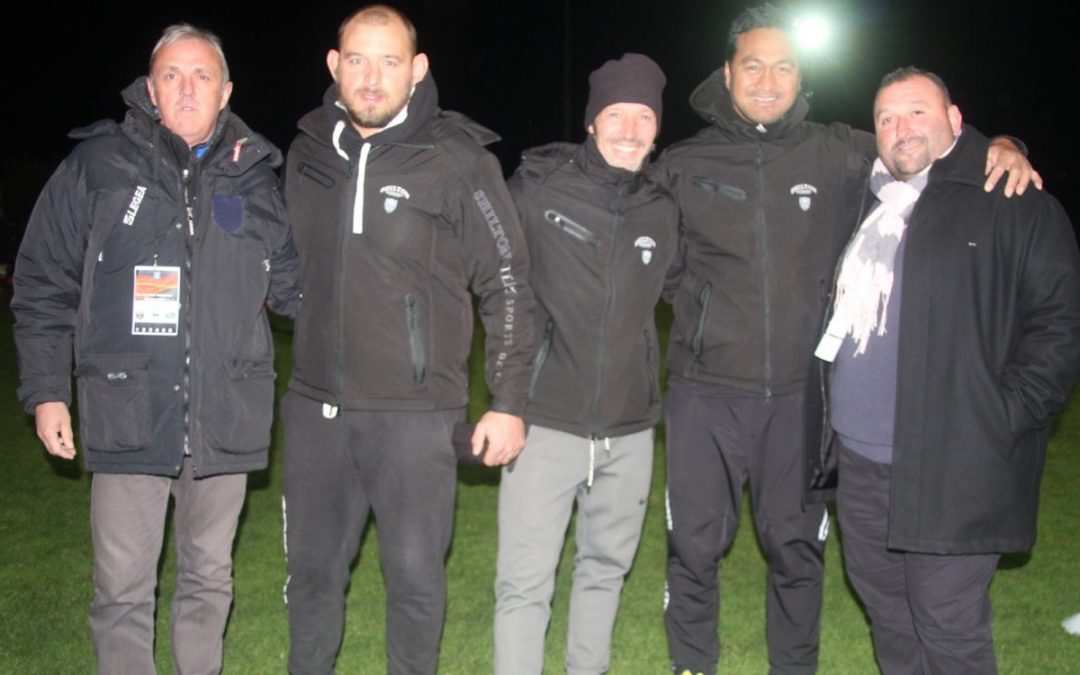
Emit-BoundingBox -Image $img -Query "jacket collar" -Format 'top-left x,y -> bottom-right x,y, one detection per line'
301,71 -> 441,158
67,77 -> 281,174
689,67 -> 810,143
579,135 -> 646,191
925,125 -> 989,190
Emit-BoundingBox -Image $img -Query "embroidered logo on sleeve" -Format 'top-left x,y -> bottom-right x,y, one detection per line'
380,185 -> 411,214
635,236 -> 657,265
790,183 -> 818,212
122,185 -> 148,226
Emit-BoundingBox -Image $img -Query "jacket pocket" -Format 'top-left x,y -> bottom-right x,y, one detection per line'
406,294 -> 427,385
691,283 -> 713,361
297,162 -> 336,189
544,209 -> 600,248
528,318 -> 554,398
644,330 -> 659,406
691,176 -> 747,201
203,356 -> 276,453
75,353 -> 152,452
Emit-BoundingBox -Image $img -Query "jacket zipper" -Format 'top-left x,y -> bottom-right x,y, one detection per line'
644,329 -> 658,406
181,162 -> 195,471
589,184 -> 626,437
691,283 -> 713,362
405,293 -> 426,384
528,318 -> 554,398
756,143 -> 773,397
544,209 -> 601,248
334,146 -> 368,401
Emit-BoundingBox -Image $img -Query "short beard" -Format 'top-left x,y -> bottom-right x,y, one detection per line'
345,103 -> 404,131
336,82 -> 410,131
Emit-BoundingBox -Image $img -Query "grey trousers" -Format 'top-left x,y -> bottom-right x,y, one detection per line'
282,391 -> 461,675
494,425 -> 654,675
664,376 -> 827,675
837,445 -> 1000,675
89,458 -> 247,675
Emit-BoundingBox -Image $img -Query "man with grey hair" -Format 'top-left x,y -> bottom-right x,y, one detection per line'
13,23 -> 297,673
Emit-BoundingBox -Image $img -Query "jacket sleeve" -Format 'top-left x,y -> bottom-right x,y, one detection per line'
451,152 -> 535,416
646,159 -> 684,305
264,180 -> 301,318
11,158 -> 91,412
1001,194 -> 1080,435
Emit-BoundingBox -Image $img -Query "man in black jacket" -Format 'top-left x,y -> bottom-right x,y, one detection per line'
13,24 -> 298,674
659,5 -> 1039,674
493,54 -> 679,675
281,5 -> 534,674
818,67 -> 1080,675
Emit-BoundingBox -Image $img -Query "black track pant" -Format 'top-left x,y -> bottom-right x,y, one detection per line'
664,375 -> 826,675
282,391 -> 463,675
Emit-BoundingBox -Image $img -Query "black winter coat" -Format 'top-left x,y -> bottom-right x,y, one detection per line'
511,139 -> 679,438
13,79 -> 299,477
885,128 -> 1080,553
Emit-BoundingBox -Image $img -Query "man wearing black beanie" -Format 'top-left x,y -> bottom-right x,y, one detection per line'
493,53 -> 680,675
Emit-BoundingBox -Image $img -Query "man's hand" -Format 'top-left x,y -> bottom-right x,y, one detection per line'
35,402 -> 76,460
985,138 -> 1043,197
472,410 -> 526,467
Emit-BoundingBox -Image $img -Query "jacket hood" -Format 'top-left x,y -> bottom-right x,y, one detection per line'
69,77 -> 281,171
300,70 -> 443,153
689,67 -> 811,142
517,137 -> 648,193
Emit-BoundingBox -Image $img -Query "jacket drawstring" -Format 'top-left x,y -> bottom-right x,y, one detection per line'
586,436 -> 611,488
331,120 -> 371,235
332,120 -> 349,161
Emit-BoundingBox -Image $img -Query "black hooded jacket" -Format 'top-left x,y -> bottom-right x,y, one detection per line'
13,78 -> 298,477
284,75 -> 534,414
510,138 -> 679,438
660,69 -> 873,397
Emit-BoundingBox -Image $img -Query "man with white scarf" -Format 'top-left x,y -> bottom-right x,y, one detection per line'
817,67 -> 1080,674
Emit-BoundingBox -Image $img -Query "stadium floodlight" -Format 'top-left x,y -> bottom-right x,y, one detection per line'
793,12 -> 832,52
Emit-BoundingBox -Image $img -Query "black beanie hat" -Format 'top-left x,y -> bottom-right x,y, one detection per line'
584,53 -> 666,130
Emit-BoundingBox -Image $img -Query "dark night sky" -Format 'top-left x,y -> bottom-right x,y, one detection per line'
2,0 -> 1078,226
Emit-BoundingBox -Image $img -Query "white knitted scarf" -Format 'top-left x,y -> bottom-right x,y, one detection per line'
825,159 -> 925,356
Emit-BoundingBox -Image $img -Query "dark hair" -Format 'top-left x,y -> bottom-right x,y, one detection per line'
878,66 -> 952,105
338,4 -> 418,55
725,3 -> 795,63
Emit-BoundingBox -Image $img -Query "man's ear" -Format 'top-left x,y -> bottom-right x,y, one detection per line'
948,104 -> 962,136
412,52 -> 429,83
326,49 -> 341,82
219,81 -> 233,111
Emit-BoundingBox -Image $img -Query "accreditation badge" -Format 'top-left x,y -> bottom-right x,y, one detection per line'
132,265 -> 181,336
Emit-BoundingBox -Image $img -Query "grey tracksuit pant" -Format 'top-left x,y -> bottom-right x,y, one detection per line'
494,424 -> 654,675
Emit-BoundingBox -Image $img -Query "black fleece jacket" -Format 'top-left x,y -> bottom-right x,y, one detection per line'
511,138 -> 679,438
285,74 -> 534,414
659,69 -> 873,397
